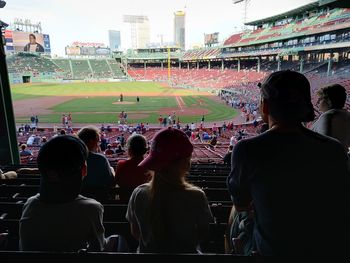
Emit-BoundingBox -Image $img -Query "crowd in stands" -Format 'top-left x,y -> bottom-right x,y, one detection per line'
1,70 -> 349,257
7,55 -> 126,80
7,54 -> 60,75
223,8 -> 350,49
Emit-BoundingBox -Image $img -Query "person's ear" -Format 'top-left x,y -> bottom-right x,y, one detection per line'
81,161 -> 87,177
260,98 -> 269,115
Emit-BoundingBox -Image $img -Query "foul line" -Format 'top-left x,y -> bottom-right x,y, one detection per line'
176,96 -> 185,112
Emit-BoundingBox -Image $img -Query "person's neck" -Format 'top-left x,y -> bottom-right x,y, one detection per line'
269,120 -> 303,133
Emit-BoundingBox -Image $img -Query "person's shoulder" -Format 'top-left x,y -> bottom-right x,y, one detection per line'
233,132 -> 264,149
22,194 -> 41,213
184,184 -> 207,199
303,126 -> 337,142
304,127 -> 345,151
131,183 -> 151,197
90,152 -> 109,161
74,195 -> 103,210
117,159 -> 127,166
24,193 -> 40,206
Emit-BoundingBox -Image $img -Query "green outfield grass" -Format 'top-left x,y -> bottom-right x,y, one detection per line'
52,97 -> 178,112
11,82 -> 199,98
12,82 -> 237,124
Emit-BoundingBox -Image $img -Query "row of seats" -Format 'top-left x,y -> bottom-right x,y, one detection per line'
0,164 -> 233,253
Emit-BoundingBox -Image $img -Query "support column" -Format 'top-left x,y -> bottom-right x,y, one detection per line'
221,59 -> 224,71
208,60 -> 211,69
144,62 -> 146,70
327,53 -> 333,77
161,62 -> 164,70
300,57 -> 304,73
179,62 -> 181,69
187,62 -> 190,70
197,61 -> 199,69
277,57 -> 281,71
257,57 -> 261,73
0,28 -> 20,164
237,59 -> 241,72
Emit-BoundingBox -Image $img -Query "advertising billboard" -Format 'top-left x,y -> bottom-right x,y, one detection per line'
204,32 -> 219,45
81,46 -> 96,55
95,47 -> 110,55
65,46 -> 81,55
5,30 -> 50,53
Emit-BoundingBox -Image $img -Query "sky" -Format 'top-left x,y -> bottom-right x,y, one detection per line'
0,0 -> 316,56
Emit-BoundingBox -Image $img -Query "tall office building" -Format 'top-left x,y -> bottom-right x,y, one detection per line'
123,15 -> 150,49
108,30 -> 121,51
174,11 -> 185,50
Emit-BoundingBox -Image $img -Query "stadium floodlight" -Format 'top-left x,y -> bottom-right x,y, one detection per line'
233,0 -> 244,3
0,1 -> 6,8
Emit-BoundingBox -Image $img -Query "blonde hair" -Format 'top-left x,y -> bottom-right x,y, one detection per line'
148,158 -> 197,251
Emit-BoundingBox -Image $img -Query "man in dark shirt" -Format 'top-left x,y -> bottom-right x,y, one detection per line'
78,126 -> 115,201
227,70 -> 349,256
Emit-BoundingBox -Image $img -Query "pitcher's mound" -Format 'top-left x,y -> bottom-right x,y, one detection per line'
112,101 -> 136,105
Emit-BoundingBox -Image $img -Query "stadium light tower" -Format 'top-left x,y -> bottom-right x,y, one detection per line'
233,0 -> 251,30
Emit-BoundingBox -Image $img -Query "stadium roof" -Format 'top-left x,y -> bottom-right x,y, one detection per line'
319,0 -> 350,7
245,1 -> 319,26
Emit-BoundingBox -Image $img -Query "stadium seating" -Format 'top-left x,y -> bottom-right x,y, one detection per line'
0,162 -> 232,254
71,59 -> 92,79
127,68 -> 266,91
89,59 -> 113,78
107,59 -> 127,79
52,59 -> 73,79
7,54 -> 60,74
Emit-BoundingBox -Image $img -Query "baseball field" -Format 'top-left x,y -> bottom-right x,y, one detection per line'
11,81 -> 237,125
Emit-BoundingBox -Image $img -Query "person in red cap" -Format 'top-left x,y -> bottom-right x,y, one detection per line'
126,127 -> 213,253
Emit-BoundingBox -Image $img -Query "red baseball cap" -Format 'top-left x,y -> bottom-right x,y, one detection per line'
138,127 -> 193,171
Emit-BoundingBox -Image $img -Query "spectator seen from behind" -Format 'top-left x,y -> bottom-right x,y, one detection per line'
312,84 -> 350,152
115,134 -> 150,200
19,144 -> 32,157
227,70 -> 349,256
126,128 -> 213,253
78,126 -> 115,201
19,135 -> 106,251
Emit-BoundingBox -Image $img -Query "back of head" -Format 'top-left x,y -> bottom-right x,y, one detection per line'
127,134 -> 148,157
317,84 -> 347,110
139,127 -> 193,173
138,128 -> 195,252
260,70 -> 315,123
77,126 -> 99,149
37,135 -> 88,203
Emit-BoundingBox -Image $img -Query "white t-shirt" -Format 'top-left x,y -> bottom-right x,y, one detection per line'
126,183 -> 213,253
29,44 -> 37,52
312,109 -> 350,151
26,136 -> 35,146
230,136 -> 236,146
20,194 -> 105,252
190,123 -> 196,131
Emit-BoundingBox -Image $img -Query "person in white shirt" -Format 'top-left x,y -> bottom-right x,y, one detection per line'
127,128 -> 213,253
26,135 -> 35,146
190,122 -> 196,131
19,135 -> 106,252
312,84 -> 350,152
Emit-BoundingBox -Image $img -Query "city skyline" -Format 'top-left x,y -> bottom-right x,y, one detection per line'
1,0 -> 316,55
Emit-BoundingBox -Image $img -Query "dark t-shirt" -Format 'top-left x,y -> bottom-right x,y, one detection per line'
227,127 -> 349,256
83,152 -> 115,188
